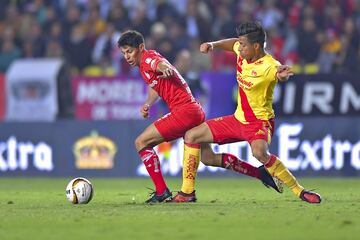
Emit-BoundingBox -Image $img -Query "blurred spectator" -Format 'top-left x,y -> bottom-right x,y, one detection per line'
317,28 -> 342,73
175,49 -> 208,111
296,18 -> 321,65
0,0 -> 358,74
336,17 -> 360,73
64,24 -> 93,74
0,39 -> 21,72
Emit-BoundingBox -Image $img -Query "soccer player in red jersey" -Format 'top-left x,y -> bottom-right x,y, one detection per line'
171,22 -> 321,204
117,30 -> 281,203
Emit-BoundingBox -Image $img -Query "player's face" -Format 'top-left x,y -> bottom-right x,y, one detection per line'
238,36 -> 256,60
120,45 -> 142,66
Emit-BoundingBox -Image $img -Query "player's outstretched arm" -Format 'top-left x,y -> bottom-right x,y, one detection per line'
276,65 -> 294,82
141,87 -> 159,118
200,38 -> 238,53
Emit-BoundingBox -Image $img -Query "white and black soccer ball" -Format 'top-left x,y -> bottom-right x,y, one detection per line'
65,177 -> 94,204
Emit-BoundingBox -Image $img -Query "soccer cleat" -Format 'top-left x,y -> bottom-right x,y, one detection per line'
300,189 -> 321,204
145,188 -> 172,204
258,165 -> 284,193
167,191 -> 197,203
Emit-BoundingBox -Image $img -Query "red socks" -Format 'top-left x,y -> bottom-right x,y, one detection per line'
222,153 -> 260,179
139,147 -> 167,194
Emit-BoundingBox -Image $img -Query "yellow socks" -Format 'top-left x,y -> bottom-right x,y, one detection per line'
265,155 -> 304,196
181,142 -> 201,194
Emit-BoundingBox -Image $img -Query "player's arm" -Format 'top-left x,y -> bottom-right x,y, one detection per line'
200,38 -> 238,53
156,61 -> 174,78
276,65 -> 294,82
141,86 -> 159,118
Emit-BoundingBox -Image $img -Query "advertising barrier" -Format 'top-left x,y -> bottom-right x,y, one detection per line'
201,73 -> 360,119
72,76 -> 150,120
5,59 -> 62,121
0,117 -> 359,177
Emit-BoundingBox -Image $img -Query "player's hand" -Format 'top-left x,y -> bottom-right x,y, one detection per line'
158,67 -> 174,79
140,103 -> 150,118
276,65 -> 294,81
200,42 -> 214,53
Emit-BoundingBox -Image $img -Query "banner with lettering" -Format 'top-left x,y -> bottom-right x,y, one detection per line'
200,73 -> 360,119
72,76 -> 153,120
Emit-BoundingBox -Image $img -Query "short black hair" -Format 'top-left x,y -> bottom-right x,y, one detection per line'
236,22 -> 266,48
117,30 -> 144,48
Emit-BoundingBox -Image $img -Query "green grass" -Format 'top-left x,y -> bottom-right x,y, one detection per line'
0,178 -> 359,240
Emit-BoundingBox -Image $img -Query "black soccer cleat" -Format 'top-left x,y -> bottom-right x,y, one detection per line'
258,165 -> 284,193
145,188 -> 172,204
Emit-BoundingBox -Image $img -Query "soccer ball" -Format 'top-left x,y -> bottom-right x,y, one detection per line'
65,177 -> 94,204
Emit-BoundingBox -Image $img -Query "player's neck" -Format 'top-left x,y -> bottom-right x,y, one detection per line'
137,49 -> 146,67
248,51 -> 266,63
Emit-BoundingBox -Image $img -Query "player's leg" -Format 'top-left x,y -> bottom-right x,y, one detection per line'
198,115 -> 281,192
200,143 -> 282,192
178,122 -> 212,199
201,143 -> 260,179
135,123 -> 172,203
251,139 -> 321,203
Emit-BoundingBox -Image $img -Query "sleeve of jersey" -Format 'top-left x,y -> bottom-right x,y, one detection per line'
233,41 -> 240,56
142,52 -> 163,72
149,56 -> 163,72
266,61 -> 281,82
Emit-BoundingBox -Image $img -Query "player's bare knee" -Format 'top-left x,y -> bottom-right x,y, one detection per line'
134,136 -> 146,151
252,150 -> 268,164
184,130 -> 198,144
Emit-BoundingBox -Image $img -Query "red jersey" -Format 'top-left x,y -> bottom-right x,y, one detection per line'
139,50 -> 195,111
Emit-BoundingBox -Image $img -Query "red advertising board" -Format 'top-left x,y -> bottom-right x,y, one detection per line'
72,76 -> 150,120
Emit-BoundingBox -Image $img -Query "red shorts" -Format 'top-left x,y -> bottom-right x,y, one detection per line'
206,115 -> 275,144
154,102 -> 205,141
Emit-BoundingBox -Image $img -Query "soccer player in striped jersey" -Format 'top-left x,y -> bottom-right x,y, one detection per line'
171,22 -> 321,204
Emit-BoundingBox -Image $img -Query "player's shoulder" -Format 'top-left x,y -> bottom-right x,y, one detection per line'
141,50 -> 163,69
263,54 -> 281,67
143,50 -> 162,59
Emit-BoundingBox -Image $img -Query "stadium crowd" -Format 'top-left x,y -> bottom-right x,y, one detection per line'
0,0 -> 359,75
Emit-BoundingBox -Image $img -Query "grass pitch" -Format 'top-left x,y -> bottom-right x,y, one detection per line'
0,177 -> 359,240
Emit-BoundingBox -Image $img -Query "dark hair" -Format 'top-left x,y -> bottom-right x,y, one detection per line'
117,30 -> 144,48
236,22 -> 266,47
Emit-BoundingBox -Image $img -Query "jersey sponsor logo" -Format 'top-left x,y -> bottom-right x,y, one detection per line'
149,80 -> 158,88
254,60 -> 264,65
237,75 -> 253,89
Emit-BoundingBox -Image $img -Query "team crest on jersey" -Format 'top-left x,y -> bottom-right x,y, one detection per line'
251,70 -> 257,76
255,129 -> 265,135
145,58 -> 152,64
254,60 -> 263,65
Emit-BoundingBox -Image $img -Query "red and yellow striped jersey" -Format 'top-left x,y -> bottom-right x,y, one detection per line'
232,41 -> 281,123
